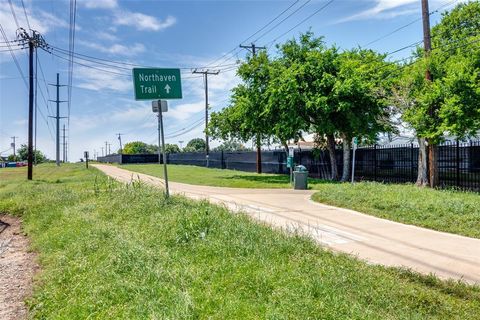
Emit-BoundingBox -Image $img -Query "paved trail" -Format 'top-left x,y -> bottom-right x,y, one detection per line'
94,164 -> 480,284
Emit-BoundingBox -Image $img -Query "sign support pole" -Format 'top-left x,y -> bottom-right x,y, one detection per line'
351,138 -> 357,183
158,108 -> 169,197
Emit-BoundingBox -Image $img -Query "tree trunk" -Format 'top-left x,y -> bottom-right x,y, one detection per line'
326,134 -> 338,181
428,141 -> 438,188
256,134 -> 262,174
416,137 -> 429,186
340,136 -> 351,182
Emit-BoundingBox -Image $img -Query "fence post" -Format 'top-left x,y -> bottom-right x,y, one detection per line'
456,139 -> 460,187
221,150 -> 225,169
410,143 -> 414,182
374,144 -> 377,181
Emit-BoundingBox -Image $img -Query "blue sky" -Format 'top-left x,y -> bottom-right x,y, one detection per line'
0,0 -> 460,160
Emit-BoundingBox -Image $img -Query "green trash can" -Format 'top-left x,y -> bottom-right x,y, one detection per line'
293,165 -> 308,190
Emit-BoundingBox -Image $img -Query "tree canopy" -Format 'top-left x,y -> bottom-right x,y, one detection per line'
184,138 -> 206,152
17,144 -> 47,163
122,141 -> 156,154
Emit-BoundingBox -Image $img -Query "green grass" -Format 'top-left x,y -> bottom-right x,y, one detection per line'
311,182 -> 480,239
119,163 -> 323,189
1,164 -> 480,319
120,164 -> 480,239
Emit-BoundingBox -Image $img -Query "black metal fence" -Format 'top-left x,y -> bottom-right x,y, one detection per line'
97,140 -> 480,191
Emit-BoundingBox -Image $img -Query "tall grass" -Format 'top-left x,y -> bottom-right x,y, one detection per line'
1,164 -> 479,319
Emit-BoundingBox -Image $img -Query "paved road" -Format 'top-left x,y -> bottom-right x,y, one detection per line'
93,164 -> 480,284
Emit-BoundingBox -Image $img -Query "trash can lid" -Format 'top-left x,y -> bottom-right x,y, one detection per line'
294,165 -> 308,172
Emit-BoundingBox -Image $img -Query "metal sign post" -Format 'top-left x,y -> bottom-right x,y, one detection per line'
84,151 -> 89,169
153,100 -> 169,197
132,67 -> 182,197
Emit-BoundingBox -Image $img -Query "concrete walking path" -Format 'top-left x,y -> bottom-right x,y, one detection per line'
93,164 -> 480,284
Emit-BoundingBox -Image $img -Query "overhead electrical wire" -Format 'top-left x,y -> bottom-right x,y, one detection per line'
66,0 -> 78,161
204,0 -> 306,68
252,0 -> 312,43
362,0 -> 458,47
45,48 -> 235,79
266,0 -> 336,48
20,0 -> 31,30
19,5 -> 56,142
7,0 -> 20,29
0,23 -> 27,89
49,45 -> 240,71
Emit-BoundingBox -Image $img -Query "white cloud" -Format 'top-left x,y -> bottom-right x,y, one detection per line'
96,31 -> 119,42
78,40 -> 145,56
339,0 -> 418,22
167,101 -> 205,121
114,11 -> 176,31
0,2 -> 69,39
79,0 -> 118,9
75,66 -> 131,92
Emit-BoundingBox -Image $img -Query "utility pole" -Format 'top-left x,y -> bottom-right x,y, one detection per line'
94,149 -> 97,160
101,147 -> 104,157
48,73 -> 67,166
192,69 -> 219,167
62,124 -> 66,163
240,43 -> 266,174
116,133 -> 124,154
179,140 -> 184,150
17,28 -> 48,180
11,136 -> 18,159
107,143 -> 111,155
421,0 -> 437,188
105,141 -> 108,156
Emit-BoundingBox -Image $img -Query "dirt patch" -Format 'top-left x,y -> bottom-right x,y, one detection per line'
0,215 -> 38,320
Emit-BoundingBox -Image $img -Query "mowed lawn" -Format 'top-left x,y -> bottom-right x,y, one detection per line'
120,163 -> 298,188
1,164 -> 480,319
120,163 -> 480,239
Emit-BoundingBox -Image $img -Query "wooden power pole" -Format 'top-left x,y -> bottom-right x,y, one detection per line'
192,69 -> 219,168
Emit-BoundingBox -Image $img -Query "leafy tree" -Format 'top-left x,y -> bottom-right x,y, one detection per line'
269,33 -> 341,179
330,49 -> 397,181
184,138 -> 206,152
209,51 -> 274,173
122,141 -> 155,154
17,144 -> 47,163
7,154 -> 18,162
271,33 -> 395,180
213,139 -> 248,152
396,2 -> 480,186
165,143 -> 180,154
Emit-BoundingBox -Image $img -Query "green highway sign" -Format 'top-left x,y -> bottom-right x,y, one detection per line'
287,156 -> 294,168
132,68 -> 182,100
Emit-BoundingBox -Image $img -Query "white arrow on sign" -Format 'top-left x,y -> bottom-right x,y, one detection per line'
164,84 -> 171,94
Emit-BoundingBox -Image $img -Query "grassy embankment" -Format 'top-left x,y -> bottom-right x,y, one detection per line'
1,164 -> 480,319
121,163 -> 480,238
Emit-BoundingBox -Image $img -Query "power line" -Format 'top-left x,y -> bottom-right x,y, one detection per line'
49,45 -> 240,71
0,24 -> 27,89
266,0 -> 336,48
204,0 -> 304,68
7,0 -> 20,29
362,0 -> 458,47
44,48 -> 228,80
66,0 -> 78,162
253,0 -> 312,43
20,0 -> 31,30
